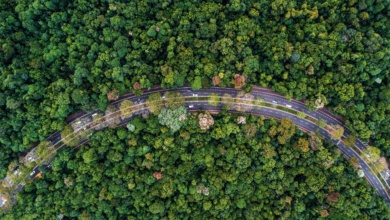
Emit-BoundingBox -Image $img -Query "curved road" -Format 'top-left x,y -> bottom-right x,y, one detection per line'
9,86 -> 390,206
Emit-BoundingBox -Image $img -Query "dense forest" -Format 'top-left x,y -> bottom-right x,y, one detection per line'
2,114 -> 389,219
0,0 -> 389,177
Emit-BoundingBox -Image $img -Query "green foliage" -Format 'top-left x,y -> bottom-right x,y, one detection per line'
1,0 -> 390,178
126,123 -> 135,132
362,146 -> 381,162
146,26 -> 157,38
3,115 -> 390,219
316,119 -> 327,128
191,76 -> 202,90
61,125 -> 80,147
290,51 -> 301,63
297,111 -> 306,119
164,92 -> 185,110
207,93 -> 220,107
145,92 -> 163,115
149,201 -> 165,214
82,148 -> 97,164
330,125 -> 344,140
120,100 -> 133,118
158,107 -> 187,133
343,135 -> 356,147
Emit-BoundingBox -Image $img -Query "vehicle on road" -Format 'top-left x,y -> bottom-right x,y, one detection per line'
286,105 -> 292,108
272,100 -> 277,104
189,105 -> 194,108
192,94 -> 198,97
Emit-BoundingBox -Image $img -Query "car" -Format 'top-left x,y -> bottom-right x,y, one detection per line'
186,89 -> 191,92
192,94 -> 198,97
189,105 -> 194,108
272,100 -> 277,104
286,104 -> 292,108
30,171 -> 36,176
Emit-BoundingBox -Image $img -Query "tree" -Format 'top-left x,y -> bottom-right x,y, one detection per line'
146,26 -> 157,37
349,157 -> 359,169
164,91 -> 185,110
158,107 -> 187,133
36,141 -> 56,164
276,118 -> 296,144
234,74 -> 245,88
234,91 -> 254,112
207,93 -> 220,107
120,100 -> 133,118
107,89 -> 119,101
212,76 -> 221,86
221,93 -> 234,109
372,158 -> 387,174
327,192 -> 340,203
295,138 -> 309,153
198,112 -> 214,130
235,153 -> 252,169
149,201 -> 165,214
328,124 -> 344,140
61,125 -> 80,147
82,148 -> 97,164
191,76 -> 202,90
126,123 -> 135,132
343,135 -> 356,147
297,112 -> 306,119
316,119 -> 326,128
362,146 -> 381,162
146,92 -> 163,115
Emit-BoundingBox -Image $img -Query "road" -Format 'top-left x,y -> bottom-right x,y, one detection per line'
9,86 -> 390,206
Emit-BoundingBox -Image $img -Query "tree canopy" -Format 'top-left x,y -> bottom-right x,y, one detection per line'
0,0 -> 390,178
2,114 -> 389,219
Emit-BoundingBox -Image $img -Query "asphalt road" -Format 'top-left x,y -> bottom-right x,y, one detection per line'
19,86 -> 390,205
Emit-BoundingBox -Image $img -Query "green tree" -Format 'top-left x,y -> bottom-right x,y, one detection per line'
316,119 -> 326,128
207,93 -> 220,107
343,135 -> 356,147
146,92 -> 163,115
61,125 -> 80,147
164,92 -> 185,110
158,107 -> 187,133
149,201 -> 165,214
191,76 -> 202,90
297,112 -> 306,119
330,124 -> 344,140
82,148 -> 97,164
120,100 -> 134,118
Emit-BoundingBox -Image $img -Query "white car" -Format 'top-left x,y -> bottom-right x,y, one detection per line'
192,94 -> 198,97
189,105 -> 194,108
272,100 -> 277,104
286,105 -> 292,108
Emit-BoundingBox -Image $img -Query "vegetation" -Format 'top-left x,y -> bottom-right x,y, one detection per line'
157,107 -> 187,133
2,115 -> 389,219
145,92 -> 163,115
207,93 -> 221,107
0,0 -> 389,217
316,119 -> 327,128
0,1 -> 389,178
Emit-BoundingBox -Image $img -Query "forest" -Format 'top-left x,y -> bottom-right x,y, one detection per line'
2,113 -> 389,219
0,0 -> 389,178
